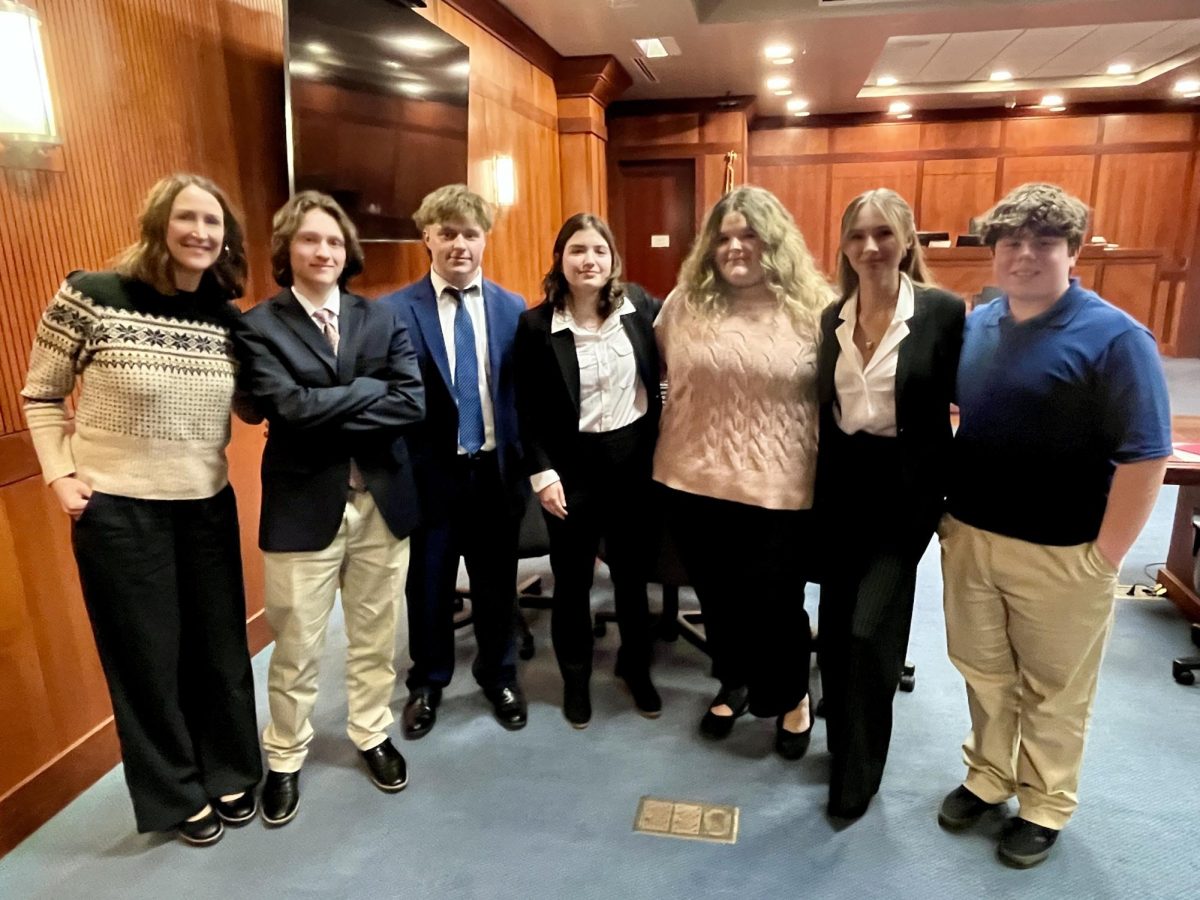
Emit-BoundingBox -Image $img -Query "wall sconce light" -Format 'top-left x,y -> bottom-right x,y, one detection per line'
0,1 -> 61,171
493,154 -> 515,207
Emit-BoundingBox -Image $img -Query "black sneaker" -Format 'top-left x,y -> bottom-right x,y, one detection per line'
998,818 -> 1059,868
937,785 -> 1003,830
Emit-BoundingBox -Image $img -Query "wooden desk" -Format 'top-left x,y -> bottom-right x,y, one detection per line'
1158,416 -> 1200,623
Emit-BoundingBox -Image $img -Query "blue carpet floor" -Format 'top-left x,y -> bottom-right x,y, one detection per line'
2,360 -> 1198,899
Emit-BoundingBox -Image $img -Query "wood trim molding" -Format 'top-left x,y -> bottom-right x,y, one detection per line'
752,98 -> 1200,131
609,96 -> 757,118
612,142 -> 742,161
442,0 -> 559,76
749,141 -> 1199,167
554,55 -> 632,106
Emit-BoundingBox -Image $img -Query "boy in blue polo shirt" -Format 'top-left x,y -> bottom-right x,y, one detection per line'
936,183 -> 1172,868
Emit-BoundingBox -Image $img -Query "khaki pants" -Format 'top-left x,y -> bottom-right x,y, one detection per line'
262,491 -> 410,772
939,514 -> 1118,830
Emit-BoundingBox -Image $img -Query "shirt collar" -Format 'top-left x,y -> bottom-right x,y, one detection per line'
292,284 -> 341,319
991,277 -> 1087,329
431,268 -> 483,301
550,294 -> 636,334
836,273 -> 916,332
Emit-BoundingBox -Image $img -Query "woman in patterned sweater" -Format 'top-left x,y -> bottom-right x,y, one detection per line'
653,186 -> 831,757
21,174 -> 261,846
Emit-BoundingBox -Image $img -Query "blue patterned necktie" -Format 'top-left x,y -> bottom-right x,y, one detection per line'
450,288 -> 485,454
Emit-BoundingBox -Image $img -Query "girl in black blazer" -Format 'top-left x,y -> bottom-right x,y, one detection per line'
814,189 -> 964,820
514,214 -> 662,728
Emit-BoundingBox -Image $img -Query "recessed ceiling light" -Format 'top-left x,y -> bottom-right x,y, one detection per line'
633,37 -> 670,59
764,44 -> 793,60
774,89 -> 793,96
793,111 -> 811,118
1107,62 -> 1133,76
306,42 -> 330,55
990,70 -> 1013,82
1041,94 -> 1064,107
766,76 -> 790,90
1048,106 -> 1067,112
771,57 -> 794,66
786,98 -> 809,111
888,101 -> 911,114
896,113 -> 913,119
876,75 -> 899,87
1175,78 -> 1200,94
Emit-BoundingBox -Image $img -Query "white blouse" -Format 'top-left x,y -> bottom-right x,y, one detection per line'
530,296 -> 648,493
833,274 -> 915,437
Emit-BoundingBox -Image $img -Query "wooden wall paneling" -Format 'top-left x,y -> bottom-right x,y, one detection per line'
748,163 -> 831,274
559,132 -> 608,218
998,154 -> 1097,205
1003,116 -> 1102,150
608,114 -> 701,149
1098,262 -> 1162,335
920,120 -> 1002,150
749,127 -> 830,158
1101,113 -> 1195,145
1093,152 -> 1192,255
917,158 -> 999,237
830,123 -> 921,155
828,161 -> 919,272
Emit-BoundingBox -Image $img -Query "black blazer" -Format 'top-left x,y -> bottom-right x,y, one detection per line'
514,284 -> 662,489
233,289 -> 425,552
814,284 -> 965,557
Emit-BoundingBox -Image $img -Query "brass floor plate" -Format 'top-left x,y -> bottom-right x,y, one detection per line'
633,796 -> 739,844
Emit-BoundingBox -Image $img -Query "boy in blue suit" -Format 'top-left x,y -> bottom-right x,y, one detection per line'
378,185 -> 528,737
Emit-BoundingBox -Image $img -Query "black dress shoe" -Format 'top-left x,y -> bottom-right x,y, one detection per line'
487,685 -> 528,730
699,685 -> 749,739
402,686 -> 442,740
998,818 -> 1059,868
562,679 -> 592,729
361,738 -> 408,792
619,670 -> 662,718
774,709 -> 813,761
261,770 -> 300,827
177,807 -> 224,846
212,790 -> 258,826
937,784 -> 1003,831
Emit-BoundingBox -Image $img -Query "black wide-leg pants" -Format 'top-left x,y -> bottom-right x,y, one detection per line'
817,429 -> 922,813
664,487 -> 813,718
544,420 -> 655,683
72,484 -> 262,832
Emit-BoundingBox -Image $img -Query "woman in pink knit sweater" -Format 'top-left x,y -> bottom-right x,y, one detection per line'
653,185 -> 831,756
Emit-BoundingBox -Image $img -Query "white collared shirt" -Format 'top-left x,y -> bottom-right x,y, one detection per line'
529,296 -> 647,493
293,284 -> 342,327
431,269 -> 496,453
833,274 -> 914,437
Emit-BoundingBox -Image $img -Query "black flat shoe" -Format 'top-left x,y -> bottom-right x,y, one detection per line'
261,770 -> 300,827
177,808 -> 224,846
775,703 -> 813,760
487,685 -> 528,731
402,686 -> 442,740
562,679 -> 592,729
699,685 -> 749,739
361,738 -> 408,791
620,670 -> 662,718
212,790 -> 258,826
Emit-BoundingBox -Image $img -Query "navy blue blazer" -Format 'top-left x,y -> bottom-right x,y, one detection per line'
377,274 -> 527,520
233,289 -> 425,552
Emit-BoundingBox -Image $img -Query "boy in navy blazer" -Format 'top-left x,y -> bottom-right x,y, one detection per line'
378,184 -> 529,736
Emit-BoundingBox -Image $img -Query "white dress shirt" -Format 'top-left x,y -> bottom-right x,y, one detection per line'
293,284 -> 341,323
833,274 -> 915,437
431,269 -> 497,454
530,296 -> 647,493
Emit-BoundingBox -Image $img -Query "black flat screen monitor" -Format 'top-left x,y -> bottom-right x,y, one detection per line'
285,0 -> 469,241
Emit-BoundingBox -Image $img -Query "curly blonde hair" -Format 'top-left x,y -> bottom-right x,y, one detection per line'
676,185 -> 830,337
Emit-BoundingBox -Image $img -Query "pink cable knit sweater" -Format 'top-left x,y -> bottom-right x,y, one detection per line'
652,291 -> 819,511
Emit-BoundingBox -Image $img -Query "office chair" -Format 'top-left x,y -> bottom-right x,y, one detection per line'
1170,521 -> 1200,685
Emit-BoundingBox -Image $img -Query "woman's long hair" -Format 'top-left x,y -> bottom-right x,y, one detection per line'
113,173 -> 247,298
835,188 -> 934,302
675,185 -> 830,339
541,213 -> 625,318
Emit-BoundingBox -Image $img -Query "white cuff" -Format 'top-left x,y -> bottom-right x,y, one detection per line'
529,469 -> 561,493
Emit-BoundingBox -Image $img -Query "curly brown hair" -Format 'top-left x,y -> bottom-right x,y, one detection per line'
980,182 -> 1090,254
113,173 -> 247,297
270,191 -> 365,288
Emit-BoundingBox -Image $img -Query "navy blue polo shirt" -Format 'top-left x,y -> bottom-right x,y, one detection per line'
947,278 -> 1172,546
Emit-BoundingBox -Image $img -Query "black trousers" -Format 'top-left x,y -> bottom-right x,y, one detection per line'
817,429 -> 922,812
405,451 -> 519,691
664,487 -> 812,718
71,485 -> 262,833
544,420 -> 655,683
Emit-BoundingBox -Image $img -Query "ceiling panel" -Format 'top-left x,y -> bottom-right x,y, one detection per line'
973,25 -> 1095,80
870,33 -> 949,82
1103,18 -> 1200,74
1031,21 -> 1169,77
918,30 -> 1022,82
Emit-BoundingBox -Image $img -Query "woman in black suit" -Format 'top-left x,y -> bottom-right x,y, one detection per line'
815,188 -> 964,821
514,213 -> 662,728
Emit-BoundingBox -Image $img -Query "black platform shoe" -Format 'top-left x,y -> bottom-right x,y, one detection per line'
699,685 -> 749,739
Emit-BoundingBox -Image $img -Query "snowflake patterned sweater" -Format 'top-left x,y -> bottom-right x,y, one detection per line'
21,270 -> 241,500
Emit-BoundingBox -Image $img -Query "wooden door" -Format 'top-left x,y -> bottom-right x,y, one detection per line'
613,160 -> 696,299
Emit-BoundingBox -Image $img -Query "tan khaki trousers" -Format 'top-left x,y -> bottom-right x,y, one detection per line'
939,514 -> 1118,830
262,491 -> 410,772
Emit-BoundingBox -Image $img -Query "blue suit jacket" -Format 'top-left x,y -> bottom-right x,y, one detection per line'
378,274 -> 527,521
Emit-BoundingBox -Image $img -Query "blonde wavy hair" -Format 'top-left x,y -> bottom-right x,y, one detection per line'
676,185 -> 830,337
836,188 -> 935,302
